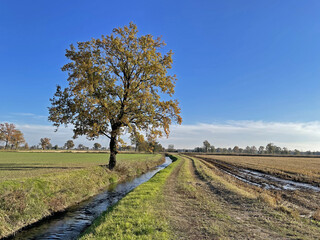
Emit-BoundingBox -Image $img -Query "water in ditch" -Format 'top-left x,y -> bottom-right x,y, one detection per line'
7,157 -> 172,240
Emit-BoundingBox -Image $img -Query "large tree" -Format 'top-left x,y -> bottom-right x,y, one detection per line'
48,23 -> 182,169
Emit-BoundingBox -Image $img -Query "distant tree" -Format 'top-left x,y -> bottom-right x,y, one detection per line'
138,141 -> 149,152
130,131 -> 144,152
0,123 -> 17,149
24,143 -> 29,150
40,138 -> 51,150
11,129 -> 25,149
250,146 -> 257,154
233,146 -> 240,153
77,144 -> 84,150
203,140 -> 211,152
275,146 -> 282,154
266,143 -> 275,154
216,147 -> 222,153
149,140 -> 163,153
245,146 -> 251,153
168,144 -> 175,152
48,23 -> 182,169
258,146 -> 265,154
294,149 -> 300,155
64,140 -> 75,150
209,145 -> 216,152
53,145 -> 59,150
282,147 -> 289,155
93,143 -> 102,150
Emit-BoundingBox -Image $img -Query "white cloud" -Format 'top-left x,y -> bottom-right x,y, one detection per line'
2,120 -> 320,151
157,121 -> 320,151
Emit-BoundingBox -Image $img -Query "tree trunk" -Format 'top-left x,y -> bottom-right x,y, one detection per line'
108,134 -> 118,170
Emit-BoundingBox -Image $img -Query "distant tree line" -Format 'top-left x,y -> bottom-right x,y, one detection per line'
0,122 -> 164,153
190,140 -> 318,156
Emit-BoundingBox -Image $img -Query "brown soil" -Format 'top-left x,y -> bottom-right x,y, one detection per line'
163,155 -> 320,239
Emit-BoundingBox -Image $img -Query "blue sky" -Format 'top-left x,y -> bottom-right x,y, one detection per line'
1,0 -> 320,149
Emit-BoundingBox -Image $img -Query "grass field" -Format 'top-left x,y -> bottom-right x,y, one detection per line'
196,154 -> 320,185
0,152 -> 163,238
80,154 -> 320,239
0,152 -> 161,180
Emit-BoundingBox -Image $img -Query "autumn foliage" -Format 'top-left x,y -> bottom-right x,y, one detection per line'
48,23 -> 182,169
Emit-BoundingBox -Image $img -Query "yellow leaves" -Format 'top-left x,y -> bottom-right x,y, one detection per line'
49,22 -> 182,144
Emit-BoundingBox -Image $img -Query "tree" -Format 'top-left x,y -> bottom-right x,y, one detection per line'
40,138 -> 51,150
11,129 -> 25,149
233,146 -> 240,153
65,140 -> 75,149
130,131 -> 144,151
48,23 -> 182,169
78,144 -> 85,150
209,145 -> 215,152
266,143 -> 275,154
0,123 -> 16,149
245,146 -> 251,153
203,140 -> 211,152
250,146 -> 257,154
93,142 -> 102,150
167,144 -> 175,152
258,146 -> 264,154
294,149 -> 300,155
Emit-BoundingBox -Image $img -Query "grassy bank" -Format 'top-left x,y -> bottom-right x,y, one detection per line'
80,155 -> 180,240
0,152 -> 163,238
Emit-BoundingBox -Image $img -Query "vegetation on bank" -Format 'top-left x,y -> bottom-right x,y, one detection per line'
80,155 -> 180,240
0,152 -> 163,238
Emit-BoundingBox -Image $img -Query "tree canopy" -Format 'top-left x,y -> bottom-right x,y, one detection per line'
0,123 -> 25,149
48,22 -> 182,169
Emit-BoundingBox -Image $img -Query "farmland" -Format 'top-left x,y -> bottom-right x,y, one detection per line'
80,154 -> 320,239
0,152 -> 163,238
196,154 -> 320,186
1,152 -> 320,239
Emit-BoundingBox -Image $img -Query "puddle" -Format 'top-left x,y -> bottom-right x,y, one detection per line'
217,164 -> 320,192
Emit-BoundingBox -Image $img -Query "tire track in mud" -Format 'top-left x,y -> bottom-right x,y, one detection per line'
180,156 -> 286,239
196,156 -> 320,220
183,155 -> 320,239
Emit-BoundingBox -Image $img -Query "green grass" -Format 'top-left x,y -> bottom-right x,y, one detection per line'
0,152 -> 163,238
0,152 -> 161,180
80,155 -> 180,240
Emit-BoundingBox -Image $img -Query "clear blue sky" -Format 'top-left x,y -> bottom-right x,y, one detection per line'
1,0 -> 320,149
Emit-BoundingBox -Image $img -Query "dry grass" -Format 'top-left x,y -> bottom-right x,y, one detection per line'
198,154 -> 320,185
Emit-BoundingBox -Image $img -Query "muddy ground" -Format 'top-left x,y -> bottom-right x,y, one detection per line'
196,156 -> 320,219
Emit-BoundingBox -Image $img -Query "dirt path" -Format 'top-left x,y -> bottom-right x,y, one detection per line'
163,156 -> 320,239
